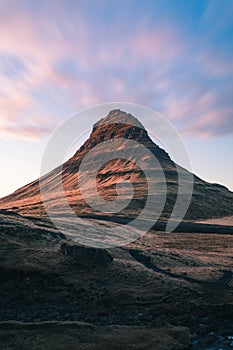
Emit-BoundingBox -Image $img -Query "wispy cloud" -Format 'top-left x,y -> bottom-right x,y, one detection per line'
0,0 -> 232,140
182,108 -> 233,139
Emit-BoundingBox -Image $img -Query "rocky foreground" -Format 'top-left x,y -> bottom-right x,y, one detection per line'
0,210 -> 233,349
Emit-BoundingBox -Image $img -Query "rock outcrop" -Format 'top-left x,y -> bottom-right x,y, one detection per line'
60,242 -> 113,267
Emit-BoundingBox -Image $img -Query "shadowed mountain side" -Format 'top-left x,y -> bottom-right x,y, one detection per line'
0,109 -> 233,222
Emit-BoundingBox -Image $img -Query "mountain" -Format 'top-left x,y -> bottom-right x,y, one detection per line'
0,109 -> 233,224
0,109 -> 233,350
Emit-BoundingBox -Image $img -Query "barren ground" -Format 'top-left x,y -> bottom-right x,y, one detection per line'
0,210 -> 232,349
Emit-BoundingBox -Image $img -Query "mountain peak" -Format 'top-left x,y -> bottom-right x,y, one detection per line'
93,109 -> 145,130
71,109 -> 173,166
74,109 -> 152,156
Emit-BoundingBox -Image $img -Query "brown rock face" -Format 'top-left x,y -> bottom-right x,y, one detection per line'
0,109 -> 233,222
70,109 -> 171,163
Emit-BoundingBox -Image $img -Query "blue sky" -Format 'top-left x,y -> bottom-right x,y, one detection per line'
0,0 -> 233,197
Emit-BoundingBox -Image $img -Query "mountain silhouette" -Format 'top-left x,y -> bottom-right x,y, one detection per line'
0,109 -> 233,223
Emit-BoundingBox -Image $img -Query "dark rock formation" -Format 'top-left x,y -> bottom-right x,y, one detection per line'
60,242 -> 113,267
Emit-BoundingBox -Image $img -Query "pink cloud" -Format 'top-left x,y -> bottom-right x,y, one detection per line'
196,52 -> 233,77
182,108 -> 233,139
0,1 -> 232,141
0,124 -> 53,140
132,29 -> 184,64
163,91 -> 218,121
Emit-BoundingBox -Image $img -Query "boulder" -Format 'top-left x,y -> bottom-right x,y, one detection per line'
60,242 -> 113,267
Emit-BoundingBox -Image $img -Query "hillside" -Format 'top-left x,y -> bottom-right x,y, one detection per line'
0,109 -> 233,224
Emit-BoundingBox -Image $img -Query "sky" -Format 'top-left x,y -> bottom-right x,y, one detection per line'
0,0 -> 233,197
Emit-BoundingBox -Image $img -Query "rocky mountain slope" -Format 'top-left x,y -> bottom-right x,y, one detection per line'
0,109 -> 233,223
0,110 -> 233,349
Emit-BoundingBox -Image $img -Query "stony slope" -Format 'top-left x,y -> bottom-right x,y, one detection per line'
0,209 -> 232,349
0,109 -> 233,223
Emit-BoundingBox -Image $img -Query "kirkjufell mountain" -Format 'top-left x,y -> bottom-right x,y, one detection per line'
1,109 -> 233,350
0,109 -> 233,222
